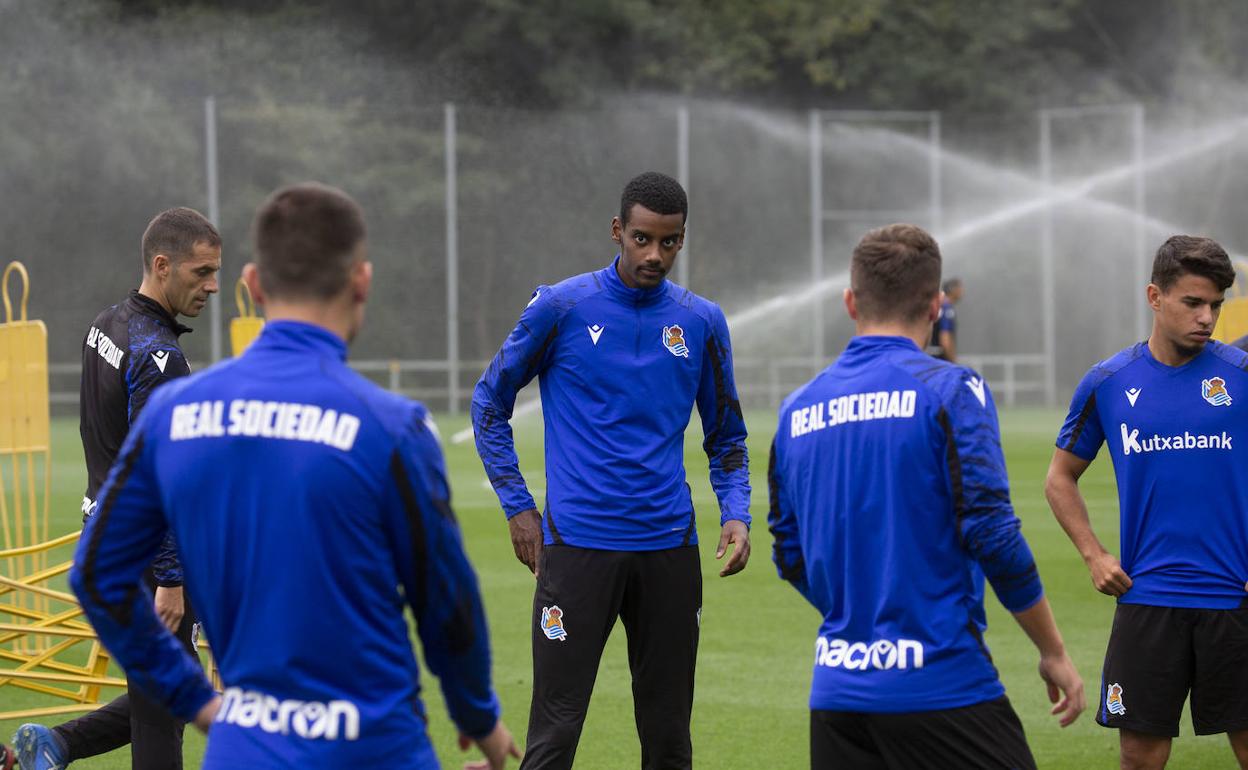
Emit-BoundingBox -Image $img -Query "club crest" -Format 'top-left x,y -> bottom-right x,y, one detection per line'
541,605 -> 567,642
663,325 -> 690,358
1202,377 -> 1232,407
1106,682 -> 1126,716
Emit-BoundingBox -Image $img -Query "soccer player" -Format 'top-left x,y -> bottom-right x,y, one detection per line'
14,207 -> 221,770
770,224 -> 1084,769
471,171 -> 751,769
928,276 -> 962,361
1048,235 -> 1248,769
66,183 -> 519,768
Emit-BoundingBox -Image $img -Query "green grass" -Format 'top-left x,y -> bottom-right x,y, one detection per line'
0,411 -> 1239,768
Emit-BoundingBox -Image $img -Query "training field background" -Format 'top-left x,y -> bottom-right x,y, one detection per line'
0,409 -> 1236,768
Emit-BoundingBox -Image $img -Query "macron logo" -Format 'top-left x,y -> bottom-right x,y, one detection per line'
965,377 -> 986,407
587,324 -> 605,346
1120,423 -> 1232,456
150,350 -> 169,373
1125,388 -> 1141,407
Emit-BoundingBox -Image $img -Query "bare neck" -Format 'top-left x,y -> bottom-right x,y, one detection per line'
855,319 -> 931,351
1147,326 -> 1202,368
137,275 -> 175,317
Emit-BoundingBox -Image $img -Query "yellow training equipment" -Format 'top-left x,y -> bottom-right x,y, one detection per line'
1212,259 -> 1248,345
230,278 -> 264,357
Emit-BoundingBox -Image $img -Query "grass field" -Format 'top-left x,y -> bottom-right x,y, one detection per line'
0,410 -> 1238,768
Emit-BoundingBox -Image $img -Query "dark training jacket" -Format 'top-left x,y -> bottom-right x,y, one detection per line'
80,289 -> 191,586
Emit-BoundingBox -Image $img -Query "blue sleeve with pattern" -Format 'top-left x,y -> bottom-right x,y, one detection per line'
69,400 -> 215,721
386,409 -> 501,739
470,287 -> 559,519
1055,367 -> 1105,461
695,306 -> 750,526
944,374 -> 1044,613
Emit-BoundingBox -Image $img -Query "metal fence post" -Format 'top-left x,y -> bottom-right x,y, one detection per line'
809,110 -> 823,371
677,104 -> 690,288
445,103 -> 460,415
204,96 -> 222,363
1039,109 -> 1056,408
1132,105 -> 1148,342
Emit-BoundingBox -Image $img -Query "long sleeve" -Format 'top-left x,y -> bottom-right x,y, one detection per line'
69,405 -> 215,722
767,434 -> 822,609
471,287 -> 560,519
943,377 -> 1044,613
127,344 -> 191,587
695,306 -> 750,525
387,410 -> 501,739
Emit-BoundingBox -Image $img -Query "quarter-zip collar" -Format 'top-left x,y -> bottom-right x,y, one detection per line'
128,289 -> 192,336
249,320 -> 349,362
602,255 -> 667,306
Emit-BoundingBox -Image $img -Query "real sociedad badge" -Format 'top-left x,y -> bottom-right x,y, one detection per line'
662,325 -> 690,358
541,606 -> 567,641
1202,377 -> 1232,407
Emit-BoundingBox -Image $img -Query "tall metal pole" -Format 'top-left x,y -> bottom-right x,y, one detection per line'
1039,110 -> 1056,408
809,110 -> 824,372
204,96 -> 222,363
1132,104 -> 1148,342
444,103 -> 460,415
677,104 -> 690,288
928,111 -> 942,233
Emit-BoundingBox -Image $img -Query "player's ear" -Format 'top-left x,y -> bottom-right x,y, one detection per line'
843,287 -> 858,321
352,259 -> 373,303
611,216 -> 623,244
1147,283 -> 1162,311
929,291 -> 942,322
242,263 -> 264,307
151,253 -> 171,280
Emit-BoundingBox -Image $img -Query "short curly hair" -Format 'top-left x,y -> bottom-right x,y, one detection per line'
619,172 -> 687,225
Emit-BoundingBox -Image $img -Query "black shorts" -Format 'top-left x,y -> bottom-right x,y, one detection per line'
1097,603 -> 1248,736
810,697 -> 1035,770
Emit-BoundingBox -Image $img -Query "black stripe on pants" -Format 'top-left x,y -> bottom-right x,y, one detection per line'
521,545 -> 701,770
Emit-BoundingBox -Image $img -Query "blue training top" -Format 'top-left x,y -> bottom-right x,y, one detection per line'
1056,340 -> 1248,610
71,321 -> 501,769
471,256 -> 750,550
769,336 -> 1044,713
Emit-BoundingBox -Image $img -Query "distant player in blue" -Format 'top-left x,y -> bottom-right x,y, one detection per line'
472,172 -> 751,769
1049,235 -> 1248,770
69,183 -> 519,769
928,276 -> 962,362
770,224 -> 1084,769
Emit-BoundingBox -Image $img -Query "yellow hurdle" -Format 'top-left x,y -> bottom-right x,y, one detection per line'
0,261 -> 124,719
230,278 -> 264,357
0,263 -> 223,719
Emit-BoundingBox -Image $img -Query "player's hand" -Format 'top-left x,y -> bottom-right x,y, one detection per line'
716,519 -> 750,577
1038,651 -> 1085,727
1085,551 -> 1132,597
192,694 -> 222,734
459,720 -> 522,769
508,509 -> 543,578
154,585 -> 185,632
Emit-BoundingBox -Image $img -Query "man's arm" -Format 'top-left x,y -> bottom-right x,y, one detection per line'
696,307 -> 750,576
767,435 -> 823,610
470,287 -> 558,575
387,411 -> 518,767
69,402 -> 217,727
938,329 -> 956,362
1012,597 -> 1085,727
943,377 -> 1084,725
1045,448 -> 1131,597
129,345 -> 191,600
